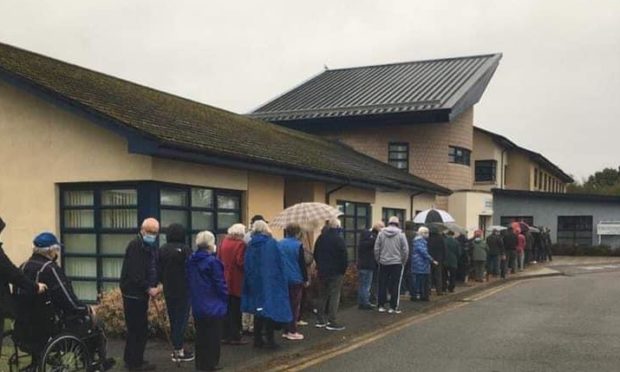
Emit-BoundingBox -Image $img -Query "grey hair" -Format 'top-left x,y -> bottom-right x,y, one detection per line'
33,244 -> 61,257
227,223 -> 246,239
327,218 -> 341,229
195,230 -> 216,251
252,220 -> 270,234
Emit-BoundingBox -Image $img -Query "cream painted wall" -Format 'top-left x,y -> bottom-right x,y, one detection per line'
448,191 -> 493,236
152,158 -> 247,190
372,190 -> 411,224
326,185 -> 375,206
505,151 -> 531,190
246,172 -> 284,238
472,130 -> 503,191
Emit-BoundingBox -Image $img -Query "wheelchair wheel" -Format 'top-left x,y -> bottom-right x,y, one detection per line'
40,334 -> 91,372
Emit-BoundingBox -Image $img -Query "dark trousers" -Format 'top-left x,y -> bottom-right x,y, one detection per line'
414,273 -> 430,300
123,296 -> 149,368
287,284 -> 304,334
431,263 -> 444,294
165,296 -> 190,350
224,295 -> 242,342
378,264 -> 404,310
315,275 -> 344,324
253,316 -> 275,345
500,257 -> 508,279
195,316 -> 222,371
443,266 -> 457,292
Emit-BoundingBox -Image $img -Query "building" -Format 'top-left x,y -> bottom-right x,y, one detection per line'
250,54 -> 573,233
0,43 -> 448,301
493,189 -> 620,248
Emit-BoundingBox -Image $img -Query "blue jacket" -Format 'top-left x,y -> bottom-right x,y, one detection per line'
241,234 -> 293,323
186,250 -> 228,320
411,236 -> 434,274
278,237 -> 304,285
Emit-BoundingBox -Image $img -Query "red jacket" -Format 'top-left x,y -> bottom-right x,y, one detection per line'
516,234 -> 526,254
218,236 -> 245,297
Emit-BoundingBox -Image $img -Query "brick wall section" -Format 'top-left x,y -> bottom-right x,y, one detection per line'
316,108 -> 474,192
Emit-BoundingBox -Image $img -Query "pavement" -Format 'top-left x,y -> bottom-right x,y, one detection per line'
308,266 -> 620,371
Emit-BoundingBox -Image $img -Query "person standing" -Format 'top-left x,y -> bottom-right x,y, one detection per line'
374,217 -> 409,314
120,218 -> 161,371
443,231 -> 460,293
411,227 -> 437,301
241,215 -> 266,335
513,223 -> 526,272
187,231 -> 228,372
427,226 -> 447,295
218,223 -> 248,346
278,223 -> 309,341
313,219 -> 348,330
486,228 -> 503,279
158,223 -> 193,363
357,222 -> 384,310
503,226 -> 518,274
472,230 -> 488,282
242,220 -> 292,348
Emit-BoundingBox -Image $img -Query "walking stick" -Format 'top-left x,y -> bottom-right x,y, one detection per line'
150,296 -> 181,368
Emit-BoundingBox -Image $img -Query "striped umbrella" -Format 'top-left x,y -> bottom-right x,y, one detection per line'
270,202 -> 343,230
413,208 -> 455,224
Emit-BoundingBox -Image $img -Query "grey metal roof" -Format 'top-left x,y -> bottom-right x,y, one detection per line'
251,54 -> 502,124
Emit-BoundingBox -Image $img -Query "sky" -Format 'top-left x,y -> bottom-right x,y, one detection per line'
0,0 -> 618,181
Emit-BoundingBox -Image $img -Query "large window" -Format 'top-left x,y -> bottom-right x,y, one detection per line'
337,201 -> 371,262
475,160 -> 497,182
382,208 -> 406,225
61,182 -> 242,302
61,187 -> 138,302
388,143 -> 409,170
448,146 -> 471,166
500,216 -> 534,227
557,216 -> 593,246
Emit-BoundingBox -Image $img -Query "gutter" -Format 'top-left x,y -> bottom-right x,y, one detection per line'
409,191 -> 424,220
325,183 -> 349,204
500,148 -> 508,188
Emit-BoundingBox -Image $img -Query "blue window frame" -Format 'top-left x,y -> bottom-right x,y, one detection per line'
60,181 -> 242,302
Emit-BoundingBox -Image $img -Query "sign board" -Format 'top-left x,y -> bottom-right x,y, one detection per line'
597,223 -> 620,235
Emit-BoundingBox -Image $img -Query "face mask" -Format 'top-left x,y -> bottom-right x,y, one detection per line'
142,234 -> 158,246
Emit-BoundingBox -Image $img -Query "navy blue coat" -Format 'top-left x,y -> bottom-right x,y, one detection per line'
241,234 -> 292,323
187,250 -> 228,320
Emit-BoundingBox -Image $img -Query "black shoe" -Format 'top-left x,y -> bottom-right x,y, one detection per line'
326,322 -> 345,331
99,358 -> 116,371
358,304 -> 373,310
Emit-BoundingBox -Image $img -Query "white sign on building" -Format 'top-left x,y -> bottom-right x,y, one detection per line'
597,222 -> 620,235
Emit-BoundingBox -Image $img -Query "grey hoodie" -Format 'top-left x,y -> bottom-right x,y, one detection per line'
374,225 -> 409,265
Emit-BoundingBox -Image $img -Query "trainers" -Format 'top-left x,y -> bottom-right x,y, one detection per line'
378,307 -> 387,313
315,321 -> 327,328
387,309 -> 395,314
171,350 -> 194,363
326,322 -> 345,331
297,320 -> 309,326
392,309 -> 402,314
284,332 -> 305,340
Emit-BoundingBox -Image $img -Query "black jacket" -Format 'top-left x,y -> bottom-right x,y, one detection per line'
0,243 -> 37,318
503,231 -> 518,251
486,234 -> 505,256
158,225 -> 192,300
428,233 -> 447,264
314,228 -> 348,278
357,229 -> 379,270
120,235 -> 158,298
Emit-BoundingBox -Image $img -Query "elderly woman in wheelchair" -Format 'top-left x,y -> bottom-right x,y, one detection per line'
8,232 -> 115,372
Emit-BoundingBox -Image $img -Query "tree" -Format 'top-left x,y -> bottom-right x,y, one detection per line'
568,167 -> 620,195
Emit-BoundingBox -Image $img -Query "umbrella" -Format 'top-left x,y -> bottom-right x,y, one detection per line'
413,208 -> 455,224
486,225 -> 507,232
443,222 -> 467,235
270,202 -> 342,230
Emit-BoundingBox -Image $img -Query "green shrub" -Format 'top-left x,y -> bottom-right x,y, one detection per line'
551,243 -> 620,257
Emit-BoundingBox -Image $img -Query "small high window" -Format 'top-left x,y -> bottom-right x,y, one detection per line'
475,160 -> 497,182
388,142 -> 409,170
448,146 -> 471,166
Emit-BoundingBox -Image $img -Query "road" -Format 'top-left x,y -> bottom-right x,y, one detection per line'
307,269 -> 620,372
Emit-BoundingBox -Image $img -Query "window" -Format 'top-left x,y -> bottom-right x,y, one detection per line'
382,208 -> 406,225
61,182 -> 242,302
388,142 -> 409,170
557,216 -> 593,246
448,146 -> 471,166
337,201 -> 371,262
475,160 -> 497,182
500,216 -> 534,227
160,187 -> 241,247
61,187 -> 138,302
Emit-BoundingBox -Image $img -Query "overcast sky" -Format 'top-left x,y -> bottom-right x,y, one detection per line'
1,0 -> 618,180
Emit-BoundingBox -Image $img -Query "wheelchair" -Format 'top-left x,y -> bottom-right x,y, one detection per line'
7,296 -> 109,372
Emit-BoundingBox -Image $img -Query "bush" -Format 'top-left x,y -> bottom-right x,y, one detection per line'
96,288 -> 195,340
551,244 -> 620,257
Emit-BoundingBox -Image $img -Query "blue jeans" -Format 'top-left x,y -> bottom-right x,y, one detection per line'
358,269 -> 374,306
414,273 -> 430,300
487,254 -> 500,276
165,296 -> 190,350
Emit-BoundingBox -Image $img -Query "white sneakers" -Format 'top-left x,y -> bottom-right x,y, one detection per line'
282,332 -> 305,340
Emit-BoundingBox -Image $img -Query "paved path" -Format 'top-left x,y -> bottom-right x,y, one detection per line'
307,268 -> 620,372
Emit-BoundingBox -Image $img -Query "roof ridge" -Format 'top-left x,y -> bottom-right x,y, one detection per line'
324,53 -> 502,73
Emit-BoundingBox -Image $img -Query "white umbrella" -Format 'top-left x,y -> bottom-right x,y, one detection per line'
413,208 -> 455,224
486,225 -> 507,232
270,202 -> 342,230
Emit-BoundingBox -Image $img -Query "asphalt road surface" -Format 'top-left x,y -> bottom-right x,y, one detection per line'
308,269 -> 620,372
